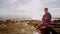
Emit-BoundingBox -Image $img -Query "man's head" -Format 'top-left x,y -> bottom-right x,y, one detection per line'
44,8 -> 48,13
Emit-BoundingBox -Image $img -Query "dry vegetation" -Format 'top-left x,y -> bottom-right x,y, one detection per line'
0,20 -> 41,34
0,19 -> 60,34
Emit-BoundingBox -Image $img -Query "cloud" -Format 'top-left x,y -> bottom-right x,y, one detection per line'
42,0 -> 57,3
0,0 -> 60,18
0,0 -> 41,16
7,0 -> 17,4
0,0 -> 41,11
49,8 -> 60,17
0,0 -> 31,9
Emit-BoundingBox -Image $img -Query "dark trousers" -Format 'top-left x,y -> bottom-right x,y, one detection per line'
38,26 -> 51,34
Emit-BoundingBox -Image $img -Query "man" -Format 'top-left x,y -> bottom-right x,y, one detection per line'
38,8 -> 51,34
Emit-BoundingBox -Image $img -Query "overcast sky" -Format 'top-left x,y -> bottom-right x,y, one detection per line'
0,0 -> 60,20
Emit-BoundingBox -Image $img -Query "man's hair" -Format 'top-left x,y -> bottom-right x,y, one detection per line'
44,8 -> 48,10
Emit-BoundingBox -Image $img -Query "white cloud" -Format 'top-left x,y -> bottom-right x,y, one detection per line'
0,0 -> 32,9
0,0 -> 41,11
8,0 -> 17,4
0,0 -> 60,18
10,0 -> 41,11
42,0 -> 57,3
49,8 -> 60,17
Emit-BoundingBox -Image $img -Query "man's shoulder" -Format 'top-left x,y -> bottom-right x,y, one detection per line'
48,13 -> 51,15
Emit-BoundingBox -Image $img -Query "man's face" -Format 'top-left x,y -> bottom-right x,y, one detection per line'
44,9 -> 48,13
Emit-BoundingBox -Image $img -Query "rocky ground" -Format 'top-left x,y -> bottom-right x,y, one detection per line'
0,20 -> 40,34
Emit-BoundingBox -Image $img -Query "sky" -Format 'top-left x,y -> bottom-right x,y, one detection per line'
0,0 -> 60,20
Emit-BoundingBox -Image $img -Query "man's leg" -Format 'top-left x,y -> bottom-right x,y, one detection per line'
41,28 -> 50,34
39,26 -> 50,34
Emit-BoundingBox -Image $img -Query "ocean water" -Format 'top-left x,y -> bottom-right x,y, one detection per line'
0,15 -> 32,21
0,15 -> 60,21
